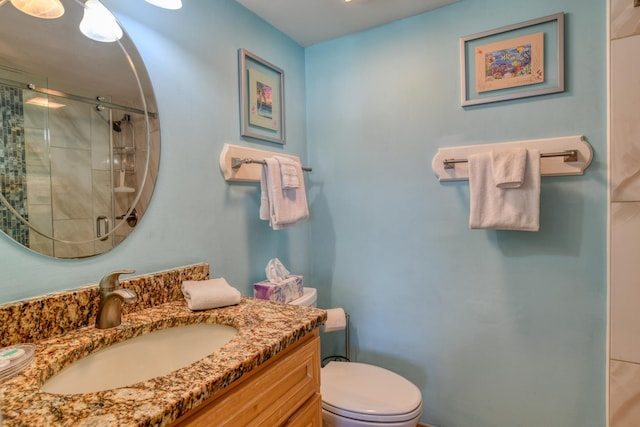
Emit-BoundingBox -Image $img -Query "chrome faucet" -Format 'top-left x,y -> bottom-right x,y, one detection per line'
95,269 -> 137,329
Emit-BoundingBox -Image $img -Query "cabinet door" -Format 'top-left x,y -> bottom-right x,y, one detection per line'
286,393 -> 322,427
173,330 -> 320,427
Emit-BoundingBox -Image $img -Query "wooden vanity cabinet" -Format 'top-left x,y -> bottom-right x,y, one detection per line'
172,329 -> 321,427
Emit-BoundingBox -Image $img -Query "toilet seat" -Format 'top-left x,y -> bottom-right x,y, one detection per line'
321,361 -> 423,423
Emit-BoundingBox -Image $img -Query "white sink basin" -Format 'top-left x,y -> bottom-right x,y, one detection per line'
41,323 -> 238,395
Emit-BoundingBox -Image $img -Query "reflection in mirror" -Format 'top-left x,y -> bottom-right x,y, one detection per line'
0,0 -> 160,258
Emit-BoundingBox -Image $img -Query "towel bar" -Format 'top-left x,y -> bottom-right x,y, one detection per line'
443,149 -> 578,169
431,135 -> 593,182
220,143 -> 310,182
232,157 -> 312,172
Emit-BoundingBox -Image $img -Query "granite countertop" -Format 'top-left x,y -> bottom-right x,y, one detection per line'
0,297 -> 326,426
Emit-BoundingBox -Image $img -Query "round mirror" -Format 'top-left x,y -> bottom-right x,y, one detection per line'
0,0 -> 160,258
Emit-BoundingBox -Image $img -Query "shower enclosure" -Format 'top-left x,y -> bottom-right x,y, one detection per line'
0,71 -> 142,258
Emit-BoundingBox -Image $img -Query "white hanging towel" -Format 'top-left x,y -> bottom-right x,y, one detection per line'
468,148 -> 541,231
276,156 -> 300,189
259,156 -> 309,230
491,147 -> 527,188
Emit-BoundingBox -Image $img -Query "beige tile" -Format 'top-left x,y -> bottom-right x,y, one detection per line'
611,360 -> 640,427
611,202 -> 640,361
52,218 -> 95,258
612,0 -> 640,40
611,36 -> 640,201
50,147 -> 92,220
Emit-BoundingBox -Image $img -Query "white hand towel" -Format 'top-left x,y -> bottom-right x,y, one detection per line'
259,165 -> 270,221
259,157 -> 309,230
469,148 -> 540,231
181,278 -> 241,311
275,156 -> 300,189
491,147 -> 527,188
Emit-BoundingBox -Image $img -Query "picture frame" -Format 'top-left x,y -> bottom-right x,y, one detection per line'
238,48 -> 285,144
460,13 -> 564,107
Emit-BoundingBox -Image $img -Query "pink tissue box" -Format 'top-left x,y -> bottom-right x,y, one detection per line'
253,275 -> 303,304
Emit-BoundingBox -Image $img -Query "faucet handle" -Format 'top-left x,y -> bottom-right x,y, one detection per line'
99,269 -> 135,293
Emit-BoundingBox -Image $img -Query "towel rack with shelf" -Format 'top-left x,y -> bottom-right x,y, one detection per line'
432,135 -> 593,182
220,144 -> 311,182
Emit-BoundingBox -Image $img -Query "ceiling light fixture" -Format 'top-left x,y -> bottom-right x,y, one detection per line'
79,0 -> 123,43
9,0 -> 64,19
144,0 -> 182,10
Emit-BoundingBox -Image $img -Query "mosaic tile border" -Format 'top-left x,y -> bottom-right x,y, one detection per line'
0,84 -> 28,247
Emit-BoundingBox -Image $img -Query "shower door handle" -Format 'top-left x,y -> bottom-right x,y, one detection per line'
96,216 -> 109,241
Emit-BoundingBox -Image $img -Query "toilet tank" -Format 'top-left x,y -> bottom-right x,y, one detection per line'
289,288 -> 317,307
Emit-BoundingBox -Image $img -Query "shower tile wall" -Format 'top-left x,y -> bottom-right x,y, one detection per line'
112,111 -> 157,244
91,106 -> 113,255
23,91 -> 53,256
0,84 -> 29,247
23,92 -> 114,258
47,95 -> 113,258
610,0 -> 640,425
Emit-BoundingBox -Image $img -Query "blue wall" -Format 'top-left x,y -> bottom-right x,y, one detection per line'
0,0 -> 607,426
0,0 -> 310,302
306,0 -> 606,426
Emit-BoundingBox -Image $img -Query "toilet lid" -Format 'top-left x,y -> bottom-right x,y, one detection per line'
321,362 -> 423,423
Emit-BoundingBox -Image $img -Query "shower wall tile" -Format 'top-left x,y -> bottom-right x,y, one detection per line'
92,169 -> 113,254
612,0 -> 640,40
610,360 -> 640,427
53,218 -> 94,258
91,108 -> 111,171
29,235 -> 53,257
26,175 -> 52,208
50,147 -> 92,221
27,204 -> 53,257
611,202 -> 640,362
25,127 -> 49,173
49,97 -> 91,150
611,36 -> 640,202
23,96 -> 46,129
25,127 -> 51,206
92,170 -> 112,217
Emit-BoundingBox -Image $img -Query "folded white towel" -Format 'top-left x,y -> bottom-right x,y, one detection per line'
275,156 -> 300,189
181,278 -> 241,311
491,148 -> 527,188
259,157 -> 309,230
469,148 -> 540,231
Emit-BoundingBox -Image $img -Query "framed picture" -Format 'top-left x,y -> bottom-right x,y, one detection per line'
238,48 -> 285,144
460,13 -> 564,107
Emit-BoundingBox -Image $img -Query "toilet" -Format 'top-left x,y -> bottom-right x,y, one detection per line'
290,288 -> 424,427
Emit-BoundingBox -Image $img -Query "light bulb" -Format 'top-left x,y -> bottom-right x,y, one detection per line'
10,0 -> 64,19
144,0 -> 182,10
79,0 -> 123,43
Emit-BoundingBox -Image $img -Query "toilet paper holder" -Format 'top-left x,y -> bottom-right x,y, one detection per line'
322,312 -> 351,367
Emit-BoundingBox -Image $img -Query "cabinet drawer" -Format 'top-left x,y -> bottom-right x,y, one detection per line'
173,330 -> 320,426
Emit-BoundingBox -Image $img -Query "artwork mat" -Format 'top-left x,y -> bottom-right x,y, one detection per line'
460,13 -> 564,107
248,68 -> 279,131
238,48 -> 285,144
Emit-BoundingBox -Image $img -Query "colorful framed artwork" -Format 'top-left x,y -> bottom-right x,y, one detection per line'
238,48 -> 285,144
460,13 -> 564,107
